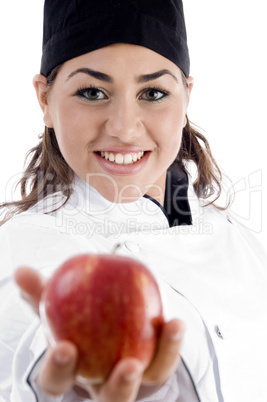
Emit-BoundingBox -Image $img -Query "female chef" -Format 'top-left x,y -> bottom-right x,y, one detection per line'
0,0 -> 267,401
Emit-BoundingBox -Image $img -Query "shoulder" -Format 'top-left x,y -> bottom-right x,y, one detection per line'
0,212 -> 96,277
197,202 -> 267,267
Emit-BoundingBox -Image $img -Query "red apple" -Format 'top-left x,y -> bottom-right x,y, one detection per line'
40,253 -> 164,383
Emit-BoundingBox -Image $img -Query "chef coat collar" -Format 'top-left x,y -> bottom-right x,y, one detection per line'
69,161 -> 195,230
69,175 -> 170,234
165,160 -> 192,227
142,161 -> 192,227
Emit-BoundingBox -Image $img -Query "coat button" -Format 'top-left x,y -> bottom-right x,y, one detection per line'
215,325 -> 224,339
124,241 -> 140,253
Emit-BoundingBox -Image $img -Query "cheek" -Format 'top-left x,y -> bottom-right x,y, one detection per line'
52,104 -> 101,153
151,107 -> 184,153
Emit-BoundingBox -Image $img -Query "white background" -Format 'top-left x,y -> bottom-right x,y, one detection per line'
0,1 -> 266,246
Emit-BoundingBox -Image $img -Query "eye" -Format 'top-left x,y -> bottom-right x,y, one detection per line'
139,87 -> 169,102
76,86 -> 108,101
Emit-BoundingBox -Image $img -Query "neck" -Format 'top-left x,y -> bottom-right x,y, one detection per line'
145,172 -> 166,206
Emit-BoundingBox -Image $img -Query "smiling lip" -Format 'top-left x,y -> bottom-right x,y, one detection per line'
100,150 -> 145,165
95,150 -> 150,176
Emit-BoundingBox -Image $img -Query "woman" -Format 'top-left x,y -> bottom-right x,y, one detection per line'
0,1 -> 266,401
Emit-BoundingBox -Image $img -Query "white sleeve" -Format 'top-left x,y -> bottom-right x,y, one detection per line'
137,360 -> 200,402
27,354 -> 64,402
27,359 -> 200,402
0,221 -> 53,401
0,215 -> 94,401
0,223 -> 37,400
0,288 -> 41,401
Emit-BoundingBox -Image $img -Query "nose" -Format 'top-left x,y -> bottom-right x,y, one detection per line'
104,97 -> 143,142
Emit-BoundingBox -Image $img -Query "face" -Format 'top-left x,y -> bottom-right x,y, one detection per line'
34,44 -> 193,204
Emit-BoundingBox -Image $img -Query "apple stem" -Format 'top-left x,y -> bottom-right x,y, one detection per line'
111,244 -> 121,255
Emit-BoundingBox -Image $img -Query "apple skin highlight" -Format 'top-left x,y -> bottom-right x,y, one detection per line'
40,253 -> 164,383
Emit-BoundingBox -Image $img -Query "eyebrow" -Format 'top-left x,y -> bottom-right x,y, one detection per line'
66,68 -> 113,83
66,68 -> 178,84
137,69 -> 178,84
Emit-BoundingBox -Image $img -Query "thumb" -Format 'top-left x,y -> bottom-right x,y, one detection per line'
14,267 -> 46,314
38,341 -> 78,397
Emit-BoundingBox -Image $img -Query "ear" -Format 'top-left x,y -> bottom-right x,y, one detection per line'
186,76 -> 194,96
183,76 -> 194,127
33,74 -> 54,128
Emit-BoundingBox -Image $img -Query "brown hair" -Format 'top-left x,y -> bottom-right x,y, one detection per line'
0,67 -> 225,226
179,119 -> 223,201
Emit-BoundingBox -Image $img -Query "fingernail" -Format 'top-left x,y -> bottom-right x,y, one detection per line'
123,363 -> 143,382
123,371 -> 140,382
171,332 -> 184,341
171,326 -> 186,342
53,350 -> 72,366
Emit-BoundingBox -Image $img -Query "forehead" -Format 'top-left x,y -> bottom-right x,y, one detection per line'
59,43 -> 181,78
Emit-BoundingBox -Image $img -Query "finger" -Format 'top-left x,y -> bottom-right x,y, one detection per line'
14,267 -> 46,314
90,358 -> 144,402
38,341 -> 78,397
143,319 -> 185,384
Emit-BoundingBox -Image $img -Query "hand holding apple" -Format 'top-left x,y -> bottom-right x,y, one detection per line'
39,253 -> 164,384
15,265 -> 184,400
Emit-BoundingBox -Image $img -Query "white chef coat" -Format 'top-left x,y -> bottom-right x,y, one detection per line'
0,174 -> 267,402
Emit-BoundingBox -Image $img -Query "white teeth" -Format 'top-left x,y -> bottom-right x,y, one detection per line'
99,151 -> 145,165
108,153 -> 115,162
124,154 -> 133,164
132,153 -> 138,162
115,154 -> 124,164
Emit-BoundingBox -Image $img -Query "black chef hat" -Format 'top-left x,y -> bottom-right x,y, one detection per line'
41,0 -> 190,78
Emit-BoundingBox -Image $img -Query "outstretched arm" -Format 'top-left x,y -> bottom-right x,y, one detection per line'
15,267 -> 185,401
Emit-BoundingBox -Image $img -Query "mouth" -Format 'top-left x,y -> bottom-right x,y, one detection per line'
94,149 -> 150,176
97,151 -> 145,165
